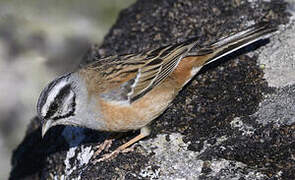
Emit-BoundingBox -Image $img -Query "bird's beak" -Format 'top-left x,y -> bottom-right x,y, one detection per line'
42,120 -> 53,138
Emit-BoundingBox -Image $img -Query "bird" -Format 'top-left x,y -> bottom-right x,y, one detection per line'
37,22 -> 277,162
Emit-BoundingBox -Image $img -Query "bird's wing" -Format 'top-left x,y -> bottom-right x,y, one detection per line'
98,39 -> 198,104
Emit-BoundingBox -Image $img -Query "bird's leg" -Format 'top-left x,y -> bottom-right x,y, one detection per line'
93,126 -> 151,163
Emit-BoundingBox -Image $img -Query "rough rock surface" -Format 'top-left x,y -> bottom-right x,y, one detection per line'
10,0 -> 294,179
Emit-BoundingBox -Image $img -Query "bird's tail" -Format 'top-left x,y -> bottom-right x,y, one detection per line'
187,22 -> 277,65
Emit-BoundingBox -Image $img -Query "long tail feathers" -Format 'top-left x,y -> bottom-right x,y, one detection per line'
190,22 -> 277,65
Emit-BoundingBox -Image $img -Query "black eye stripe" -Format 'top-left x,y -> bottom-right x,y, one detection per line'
56,84 -> 72,101
44,84 -> 72,120
44,102 -> 58,120
52,94 -> 76,120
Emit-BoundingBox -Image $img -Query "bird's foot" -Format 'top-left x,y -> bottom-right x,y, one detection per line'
91,126 -> 150,164
92,144 -> 136,164
91,138 -> 114,164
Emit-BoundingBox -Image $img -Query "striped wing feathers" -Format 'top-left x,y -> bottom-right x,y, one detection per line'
98,39 -> 197,103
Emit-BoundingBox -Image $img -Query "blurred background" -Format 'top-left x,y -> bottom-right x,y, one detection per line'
0,0 -> 135,179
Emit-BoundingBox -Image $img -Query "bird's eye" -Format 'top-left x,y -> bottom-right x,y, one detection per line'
50,102 -> 58,111
44,102 -> 59,119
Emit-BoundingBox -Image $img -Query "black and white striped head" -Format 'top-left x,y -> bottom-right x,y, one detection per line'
37,73 -> 77,137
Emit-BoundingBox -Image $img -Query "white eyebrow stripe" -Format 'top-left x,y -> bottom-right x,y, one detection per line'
41,80 -> 69,117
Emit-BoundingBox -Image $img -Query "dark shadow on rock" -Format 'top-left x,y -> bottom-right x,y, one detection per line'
9,117 -> 120,180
